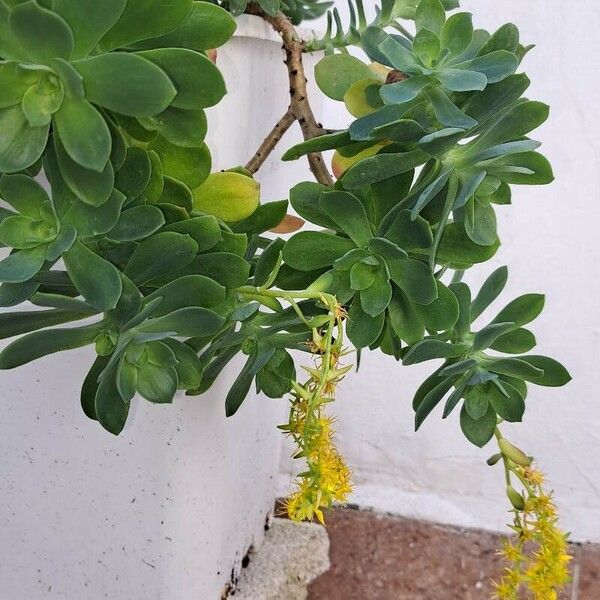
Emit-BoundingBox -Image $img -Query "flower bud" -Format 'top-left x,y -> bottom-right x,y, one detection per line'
507,486 -> 525,510
498,438 -> 533,467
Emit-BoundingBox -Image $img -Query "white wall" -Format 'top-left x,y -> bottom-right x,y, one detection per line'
279,0 -> 600,542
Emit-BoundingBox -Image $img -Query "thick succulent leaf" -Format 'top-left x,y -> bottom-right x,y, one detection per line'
403,339 -> 467,365
469,101 -> 549,152
436,69 -> 486,92
53,97 -> 111,172
491,293 -> 544,327
441,12 -> 473,56
388,285 -> 424,344
9,0 -> 74,62
114,147 -> 151,200
516,355 -> 571,387
98,0 -> 194,51
382,209 -> 433,250
63,240 -> 122,310
0,173 -> 50,219
137,48 -> 226,110
411,280 -> 459,331
380,76 -> 430,104
389,257 -> 437,305
149,138 -> 211,189
130,1 -> 236,52
124,231 -> 199,284
0,62 -> 33,109
426,87 -> 477,129
106,205 -> 165,242
0,307 -> 93,340
289,182 -> 337,229
346,295 -> 385,349
485,357 -> 544,381
415,375 -> 456,430
359,266 -> 392,317
144,275 -> 225,315
488,381 -> 525,422
0,104 -> 49,173
378,37 -> 423,75
0,280 -> 40,307
139,107 -> 207,147
73,53 -> 176,118
139,307 -> 224,338
21,80 -> 64,127
470,265 -> 508,321
0,246 -> 46,283
52,0 -> 127,58
193,252 -> 250,288
0,215 -> 55,249
415,0 -> 446,34
54,135 -> 114,206
319,191 -> 373,247
342,150 -> 427,188
136,363 -> 178,403
283,231 -> 356,271
463,73 -> 530,125
490,328 -> 536,354
81,354 -> 109,420
460,403 -> 496,447
0,322 -> 102,369
436,223 -> 499,267
314,54 -> 373,101
283,131 -> 352,161
231,200 -> 287,235
225,344 -> 276,416
455,51 -> 518,84
95,365 -> 129,435
486,151 -> 554,185
164,216 -> 221,251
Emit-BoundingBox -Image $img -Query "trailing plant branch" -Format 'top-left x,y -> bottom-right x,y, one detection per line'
245,106 -> 296,173
247,3 -> 334,186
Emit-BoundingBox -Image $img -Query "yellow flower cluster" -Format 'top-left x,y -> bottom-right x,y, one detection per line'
282,307 -> 353,524
494,467 -> 571,600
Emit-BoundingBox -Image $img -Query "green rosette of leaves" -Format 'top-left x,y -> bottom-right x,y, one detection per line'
0,0 -> 251,433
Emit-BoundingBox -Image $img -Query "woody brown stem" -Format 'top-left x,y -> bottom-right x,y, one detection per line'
246,4 -> 334,186
245,106 -> 295,174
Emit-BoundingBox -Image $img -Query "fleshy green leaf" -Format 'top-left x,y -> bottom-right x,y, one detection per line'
98,0 -> 194,51
137,48 -> 226,110
63,240 -> 122,310
124,231 -> 198,284
314,54 -> 373,101
52,0 -> 127,58
0,246 -> 46,283
0,104 -> 49,173
53,97 -> 111,172
73,53 -> 176,117
319,191 -> 373,247
0,322 -> 101,369
10,0 -> 74,62
283,231 -> 356,271
460,403 -> 496,447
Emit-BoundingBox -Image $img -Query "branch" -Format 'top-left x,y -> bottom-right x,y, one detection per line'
247,4 -> 334,187
245,106 -> 295,174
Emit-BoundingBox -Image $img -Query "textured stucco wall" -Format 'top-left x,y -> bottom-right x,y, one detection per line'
280,0 -> 600,543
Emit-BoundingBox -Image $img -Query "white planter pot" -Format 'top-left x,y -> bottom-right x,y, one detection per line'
0,17 -> 319,600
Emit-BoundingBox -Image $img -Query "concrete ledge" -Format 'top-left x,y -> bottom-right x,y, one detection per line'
231,519 -> 330,600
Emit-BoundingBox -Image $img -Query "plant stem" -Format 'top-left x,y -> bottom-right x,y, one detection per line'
246,4 -> 334,186
245,106 -> 296,173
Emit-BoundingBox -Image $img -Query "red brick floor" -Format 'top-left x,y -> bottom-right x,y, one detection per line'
307,507 -> 600,600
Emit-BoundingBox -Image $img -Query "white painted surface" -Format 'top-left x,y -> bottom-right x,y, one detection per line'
280,1 -> 600,542
0,20 -> 319,600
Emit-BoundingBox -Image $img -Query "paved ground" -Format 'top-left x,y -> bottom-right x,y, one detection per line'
307,507 -> 600,600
